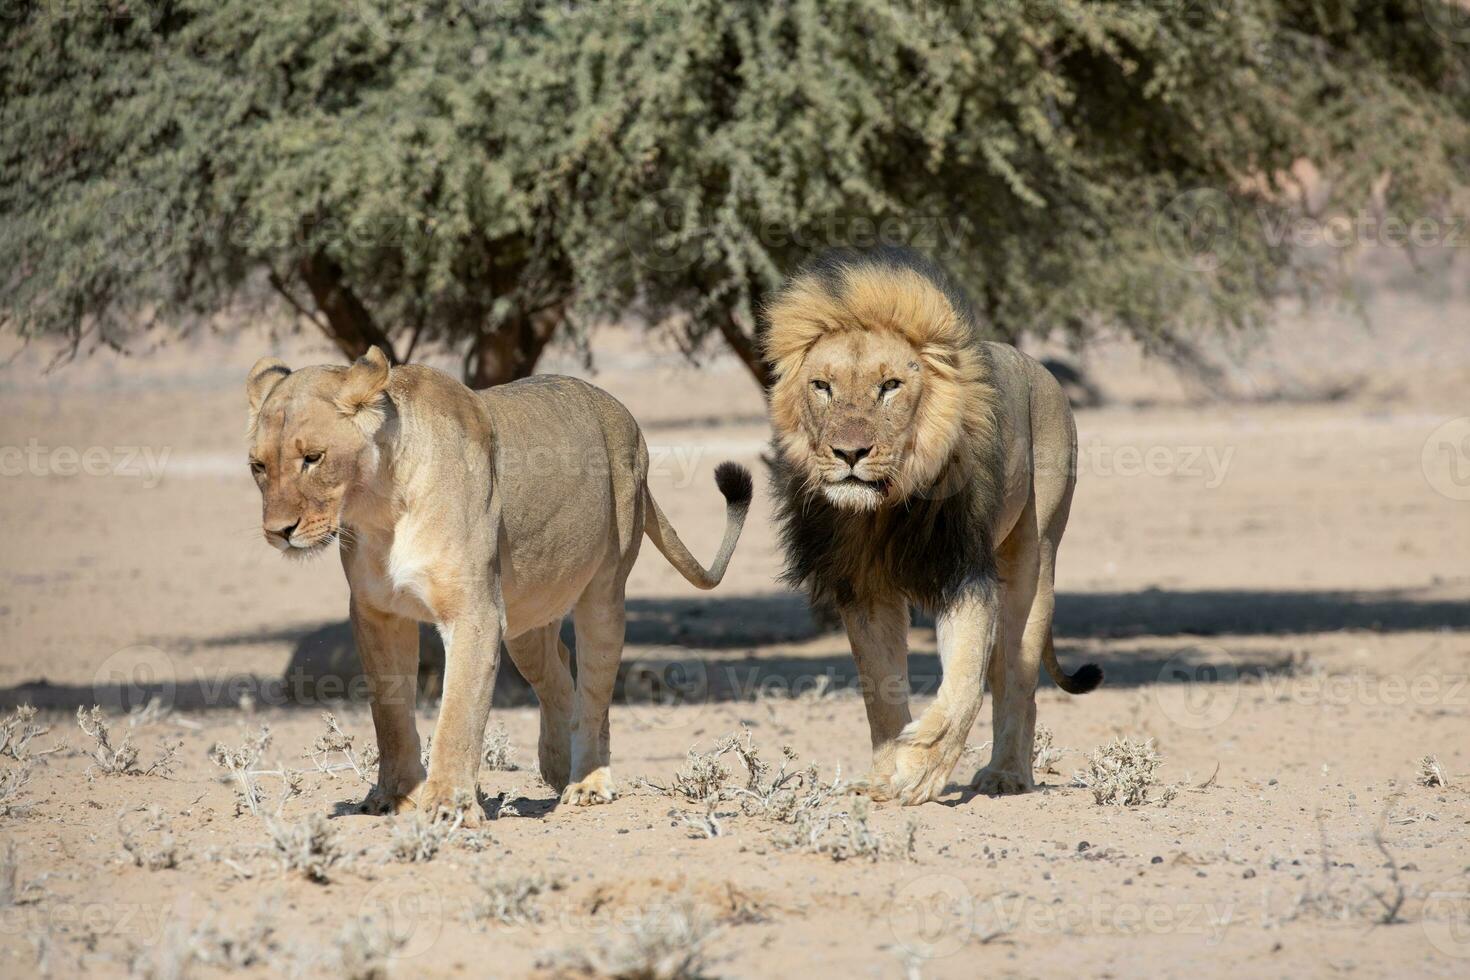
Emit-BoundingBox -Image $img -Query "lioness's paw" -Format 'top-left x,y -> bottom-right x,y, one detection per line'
970,767 -> 1033,796
359,785 -> 416,817
560,769 -> 615,806
411,778 -> 483,827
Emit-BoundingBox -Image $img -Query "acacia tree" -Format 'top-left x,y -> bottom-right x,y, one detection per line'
2,0 -> 1467,388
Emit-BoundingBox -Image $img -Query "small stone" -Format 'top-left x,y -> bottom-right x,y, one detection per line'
1151,856 -> 1164,864
1077,841 -> 1090,852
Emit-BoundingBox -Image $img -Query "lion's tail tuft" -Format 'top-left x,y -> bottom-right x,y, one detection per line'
643,462 -> 751,590
1043,634 -> 1103,695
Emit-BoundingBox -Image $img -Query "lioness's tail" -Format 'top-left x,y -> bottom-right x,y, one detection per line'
643,461 -> 753,590
1043,633 -> 1103,695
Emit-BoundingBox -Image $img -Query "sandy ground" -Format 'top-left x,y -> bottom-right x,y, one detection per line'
0,251 -> 1468,977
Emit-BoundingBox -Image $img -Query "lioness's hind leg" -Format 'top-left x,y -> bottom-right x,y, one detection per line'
505,622 -> 575,792
561,578 -> 626,806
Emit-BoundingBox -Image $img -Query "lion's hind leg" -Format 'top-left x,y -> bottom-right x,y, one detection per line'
891,588 -> 998,806
971,521 -> 1044,796
505,621 -> 575,793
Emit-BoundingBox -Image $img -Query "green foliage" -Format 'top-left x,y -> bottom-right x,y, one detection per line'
2,1 -> 1467,380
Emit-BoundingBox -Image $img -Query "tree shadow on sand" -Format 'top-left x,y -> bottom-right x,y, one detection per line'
4,586 -> 1463,713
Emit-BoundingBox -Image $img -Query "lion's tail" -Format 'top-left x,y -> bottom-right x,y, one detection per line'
1043,633 -> 1103,695
642,461 -> 753,590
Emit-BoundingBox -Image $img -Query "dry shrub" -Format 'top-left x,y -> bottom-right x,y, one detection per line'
267,813 -> 343,883
1074,737 -> 1177,807
119,806 -> 179,870
549,899 -> 717,980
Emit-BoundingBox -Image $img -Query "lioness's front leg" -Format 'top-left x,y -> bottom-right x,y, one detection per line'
351,599 -> 425,815
841,598 -> 912,801
892,586 -> 998,805
418,607 -> 502,826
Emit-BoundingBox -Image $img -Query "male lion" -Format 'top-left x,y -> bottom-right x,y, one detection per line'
245,349 -> 752,820
764,247 -> 1101,806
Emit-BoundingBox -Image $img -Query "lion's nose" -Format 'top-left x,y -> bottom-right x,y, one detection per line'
831,445 -> 872,467
268,519 -> 300,541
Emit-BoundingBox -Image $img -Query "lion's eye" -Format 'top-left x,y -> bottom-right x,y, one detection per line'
302,451 -> 324,468
880,379 -> 902,394
249,460 -> 266,476
811,379 -> 831,394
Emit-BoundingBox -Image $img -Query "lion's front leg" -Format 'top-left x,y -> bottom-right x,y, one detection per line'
891,587 -> 998,805
842,598 -> 912,801
351,599 -> 426,814
418,606 -> 502,827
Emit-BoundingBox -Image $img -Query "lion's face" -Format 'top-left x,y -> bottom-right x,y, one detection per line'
244,350 -> 390,555
791,330 -> 926,511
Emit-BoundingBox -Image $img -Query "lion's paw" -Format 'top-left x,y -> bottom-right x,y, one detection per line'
560,769 -> 616,807
410,778 -> 483,827
891,741 -> 959,806
970,767 -> 1033,796
852,772 -> 897,803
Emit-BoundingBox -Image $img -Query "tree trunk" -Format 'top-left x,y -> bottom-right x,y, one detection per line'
464,304 -> 563,389
716,315 -> 772,390
297,254 -> 399,364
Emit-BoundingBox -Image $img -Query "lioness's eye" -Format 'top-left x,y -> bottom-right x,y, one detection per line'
880,379 -> 902,393
249,460 -> 266,475
302,451 -> 323,467
811,379 -> 831,394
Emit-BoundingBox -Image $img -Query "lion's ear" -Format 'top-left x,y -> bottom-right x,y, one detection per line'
335,346 -> 392,423
246,357 -> 291,425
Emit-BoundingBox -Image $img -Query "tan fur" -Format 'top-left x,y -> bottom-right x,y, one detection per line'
765,254 -> 1095,805
246,349 -> 749,821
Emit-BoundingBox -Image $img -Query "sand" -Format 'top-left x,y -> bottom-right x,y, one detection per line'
0,251 -> 1467,977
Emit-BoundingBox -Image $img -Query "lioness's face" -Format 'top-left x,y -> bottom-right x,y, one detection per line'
245,352 -> 389,555
798,330 -> 925,511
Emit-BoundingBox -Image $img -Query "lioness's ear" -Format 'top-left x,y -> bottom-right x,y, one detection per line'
335,345 -> 392,421
246,357 -> 291,424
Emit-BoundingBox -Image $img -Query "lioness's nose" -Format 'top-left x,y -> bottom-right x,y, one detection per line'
831,445 -> 872,466
268,519 -> 300,541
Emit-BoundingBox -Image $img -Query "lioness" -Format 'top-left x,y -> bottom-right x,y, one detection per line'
764,247 -> 1101,806
245,349 -> 751,821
